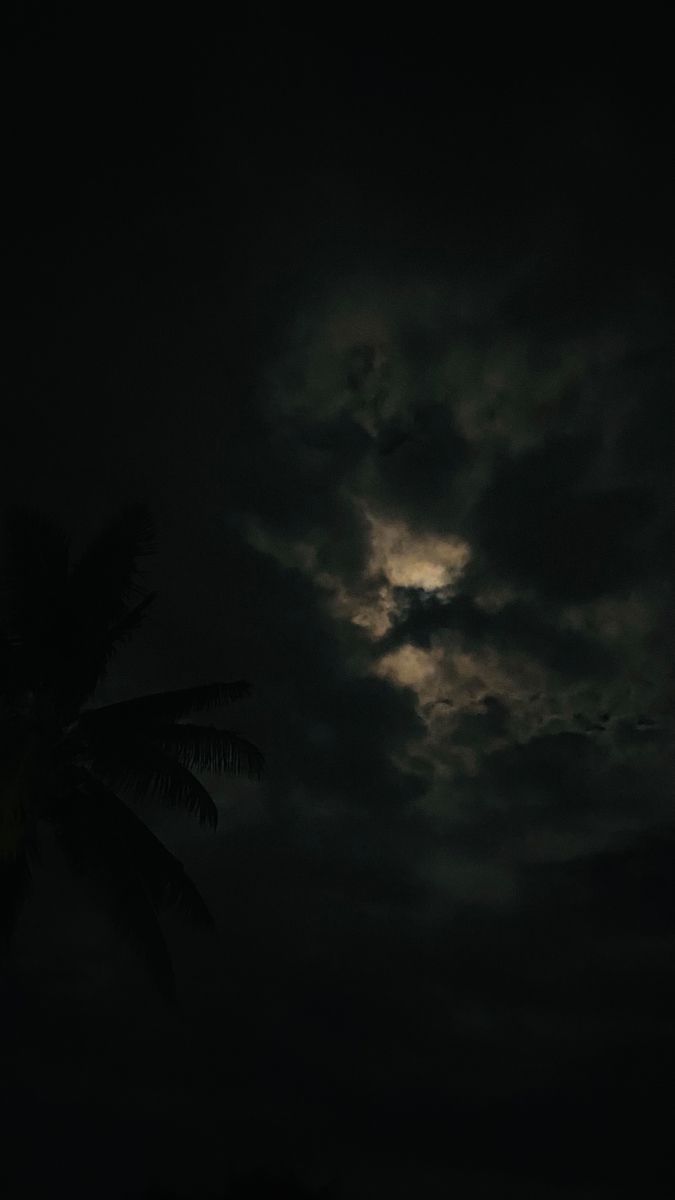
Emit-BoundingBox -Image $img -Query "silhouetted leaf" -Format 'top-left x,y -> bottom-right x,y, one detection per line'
67,501 -> 155,628
68,591 -> 158,713
86,740 -> 220,828
150,723 -> 265,780
49,781 -> 216,998
82,679 -> 253,727
0,501 -> 262,998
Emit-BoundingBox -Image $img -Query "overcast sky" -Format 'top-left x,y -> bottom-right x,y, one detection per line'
2,13 -> 673,1199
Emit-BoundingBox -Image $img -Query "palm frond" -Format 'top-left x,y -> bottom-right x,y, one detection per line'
86,740 -> 220,829
67,502 -> 155,629
49,779 -> 216,998
54,773 -> 215,927
81,679 -> 253,728
0,502 -> 263,1000
104,873 -> 177,1001
1,505 -> 155,713
150,723 -> 265,780
52,798 -> 176,1000
105,591 -> 157,654
65,592 -> 157,715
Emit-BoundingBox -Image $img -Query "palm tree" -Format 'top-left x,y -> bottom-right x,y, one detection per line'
0,503 -> 264,998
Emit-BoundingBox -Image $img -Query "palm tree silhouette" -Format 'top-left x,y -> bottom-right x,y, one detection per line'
0,503 -> 264,998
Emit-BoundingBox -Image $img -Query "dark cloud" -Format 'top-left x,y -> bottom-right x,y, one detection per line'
483,730 -> 603,821
452,694 -> 511,746
616,346 -> 673,483
369,400 -> 473,534
383,589 -> 616,680
527,825 -> 675,938
473,437 -> 657,602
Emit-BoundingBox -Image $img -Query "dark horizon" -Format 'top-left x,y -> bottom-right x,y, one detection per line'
2,12 -> 673,1198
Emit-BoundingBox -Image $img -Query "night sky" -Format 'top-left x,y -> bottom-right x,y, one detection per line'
2,12 -> 674,1198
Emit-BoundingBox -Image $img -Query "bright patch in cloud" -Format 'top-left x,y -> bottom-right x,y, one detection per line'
313,507 -> 472,640
373,644 -> 446,700
365,511 -> 471,592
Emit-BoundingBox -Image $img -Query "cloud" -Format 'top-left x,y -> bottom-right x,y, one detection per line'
225,269 -> 671,884
381,589 -> 616,678
474,446 -> 657,602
